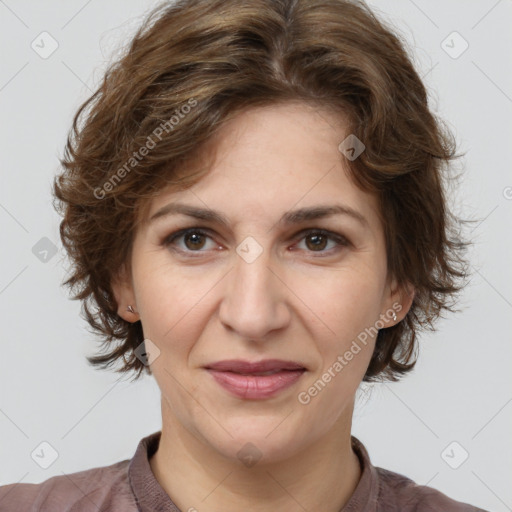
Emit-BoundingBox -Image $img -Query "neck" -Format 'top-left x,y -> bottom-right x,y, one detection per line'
149,398 -> 362,512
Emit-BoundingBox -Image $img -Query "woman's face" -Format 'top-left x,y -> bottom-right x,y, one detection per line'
116,101 -> 405,463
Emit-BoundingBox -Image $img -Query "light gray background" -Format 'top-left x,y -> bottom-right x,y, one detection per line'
0,1 -> 511,511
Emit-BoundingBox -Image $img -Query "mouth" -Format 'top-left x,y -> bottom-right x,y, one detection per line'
204,359 -> 307,373
204,359 -> 307,399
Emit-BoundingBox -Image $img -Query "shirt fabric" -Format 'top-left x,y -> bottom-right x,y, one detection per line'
0,431 -> 489,511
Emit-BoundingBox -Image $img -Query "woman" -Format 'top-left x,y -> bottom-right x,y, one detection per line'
0,0 -> 488,510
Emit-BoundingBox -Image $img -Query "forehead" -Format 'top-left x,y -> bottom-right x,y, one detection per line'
144,101 -> 381,230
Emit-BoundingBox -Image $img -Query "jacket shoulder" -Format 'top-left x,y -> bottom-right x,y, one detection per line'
376,466 -> 489,512
0,459 -> 135,512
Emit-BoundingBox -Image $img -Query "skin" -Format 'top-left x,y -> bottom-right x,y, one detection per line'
113,101 -> 413,512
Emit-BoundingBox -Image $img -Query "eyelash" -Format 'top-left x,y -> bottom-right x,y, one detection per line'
162,227 -> 350,257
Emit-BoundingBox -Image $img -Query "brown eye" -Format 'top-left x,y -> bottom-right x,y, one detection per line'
294,229 -> 349,255
183,231 -> 207,250
305,233 -> 329,251
163,228 -> 217,253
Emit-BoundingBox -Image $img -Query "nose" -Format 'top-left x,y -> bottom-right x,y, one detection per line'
218,243 -> 291,341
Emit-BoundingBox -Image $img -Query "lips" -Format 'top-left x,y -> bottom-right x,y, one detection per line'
204,359 -> 306,374
204,359 -> 306,399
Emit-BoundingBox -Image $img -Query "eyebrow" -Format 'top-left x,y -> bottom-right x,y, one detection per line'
149,202 -> 368,228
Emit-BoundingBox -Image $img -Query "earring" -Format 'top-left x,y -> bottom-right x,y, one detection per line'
392,311 -> 397,322
127,305 -> 136,314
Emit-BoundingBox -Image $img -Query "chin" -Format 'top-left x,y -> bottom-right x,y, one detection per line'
198,416 -> 311,466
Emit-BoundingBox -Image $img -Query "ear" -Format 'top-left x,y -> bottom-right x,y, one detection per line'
111,262 -> 139,323
381,277 -> 415,327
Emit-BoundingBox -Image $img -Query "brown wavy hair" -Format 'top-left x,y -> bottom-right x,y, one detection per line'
53,0 -> 468,383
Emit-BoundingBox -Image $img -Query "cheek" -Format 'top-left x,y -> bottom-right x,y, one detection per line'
292,267 -> 384,397
133,257 -> 224,368
293,264 -> 386,341
295,275 -> 380,425
132,258 -> 185,335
